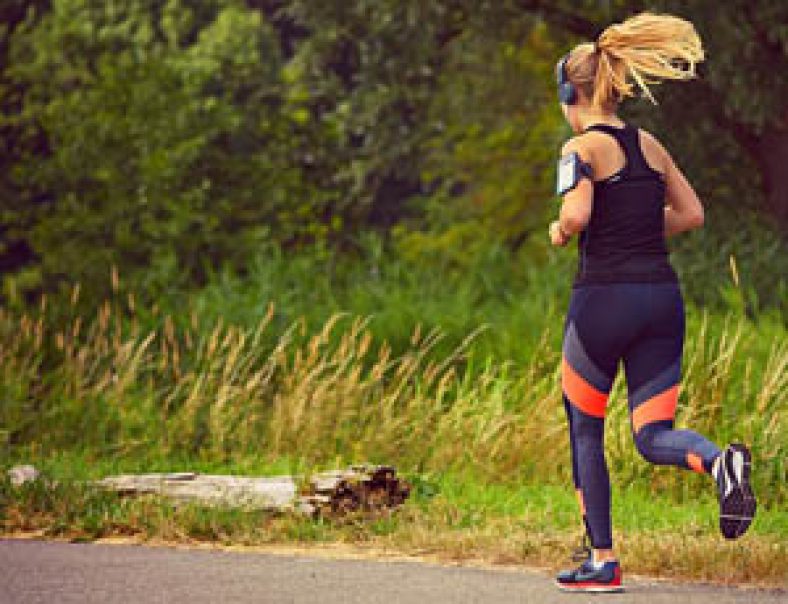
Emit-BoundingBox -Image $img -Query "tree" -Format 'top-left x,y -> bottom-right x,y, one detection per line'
0,0 -> 50,289
2,0 -> 327,304
2,0 -> 785,312
278,0 -> 473,234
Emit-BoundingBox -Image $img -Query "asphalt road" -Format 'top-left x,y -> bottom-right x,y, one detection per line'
0,539 -> 784,604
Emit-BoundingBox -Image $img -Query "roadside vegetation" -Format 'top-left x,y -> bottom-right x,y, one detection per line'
2,451 -> 786,587
1,0 -> 786,587
2,242 -> 786,585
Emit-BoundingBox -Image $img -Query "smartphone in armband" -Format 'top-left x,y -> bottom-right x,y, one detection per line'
556,151 -> 593,196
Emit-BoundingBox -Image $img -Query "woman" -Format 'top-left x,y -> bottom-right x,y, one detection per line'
548,12 -> 757,593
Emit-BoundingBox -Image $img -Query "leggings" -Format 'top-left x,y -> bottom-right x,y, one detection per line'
561,281 -> 720,549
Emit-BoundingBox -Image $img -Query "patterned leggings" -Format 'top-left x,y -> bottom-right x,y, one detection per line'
561,281 -> 720,549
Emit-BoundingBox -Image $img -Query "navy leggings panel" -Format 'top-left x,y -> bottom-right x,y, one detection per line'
561,282 -> 721,549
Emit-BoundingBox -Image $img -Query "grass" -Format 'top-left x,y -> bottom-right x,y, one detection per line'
1,242 -> 786,586
2,292 -> 785,506
2,453 -> 786,587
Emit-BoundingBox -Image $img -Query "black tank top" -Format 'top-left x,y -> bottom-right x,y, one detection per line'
572,123 -> 679,287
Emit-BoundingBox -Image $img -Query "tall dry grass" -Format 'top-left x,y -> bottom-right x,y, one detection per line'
1,283 -> 785,506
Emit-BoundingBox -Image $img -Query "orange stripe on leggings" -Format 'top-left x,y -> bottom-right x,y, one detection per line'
687,452 -> 705,473
631,384 -> 679,434
561,357 -> 608,418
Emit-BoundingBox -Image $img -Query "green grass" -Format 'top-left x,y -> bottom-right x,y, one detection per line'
2,293 -> 784,506
1,240 -> 786,585
6,449 -> 786,538
2,452 -> 786,586
6,449 -> 780,535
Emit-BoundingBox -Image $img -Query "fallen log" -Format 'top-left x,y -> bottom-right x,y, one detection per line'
94,472 -> 303,511
92,463 -> 411,518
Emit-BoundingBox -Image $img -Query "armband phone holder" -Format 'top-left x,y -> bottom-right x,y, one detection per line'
556,151 -> 593,196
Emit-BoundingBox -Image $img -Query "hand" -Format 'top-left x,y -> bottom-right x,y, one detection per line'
549,220 -> 570,247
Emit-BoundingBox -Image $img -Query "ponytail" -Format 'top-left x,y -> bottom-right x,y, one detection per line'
567,13 -> 705,109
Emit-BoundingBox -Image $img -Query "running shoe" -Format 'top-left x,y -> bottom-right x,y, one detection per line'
555,558 -> 623,593
712,442 -> 757,539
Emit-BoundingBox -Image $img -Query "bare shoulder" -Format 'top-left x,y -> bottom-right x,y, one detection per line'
560,132 -> 599,159
638,128 -> 672,172
638,128 -> 666,152
560,136 -> 583,156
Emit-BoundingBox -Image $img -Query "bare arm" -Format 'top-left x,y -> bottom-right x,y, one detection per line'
549,138 -> 594,246
663,151 -> 704,237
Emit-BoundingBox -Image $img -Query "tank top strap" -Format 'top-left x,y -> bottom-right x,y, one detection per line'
583,123 -> 653,178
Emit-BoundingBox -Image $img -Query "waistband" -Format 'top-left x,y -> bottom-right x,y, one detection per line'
572,267 -> 678,288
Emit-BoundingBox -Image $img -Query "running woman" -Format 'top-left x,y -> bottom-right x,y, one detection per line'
548,12 -> 757,593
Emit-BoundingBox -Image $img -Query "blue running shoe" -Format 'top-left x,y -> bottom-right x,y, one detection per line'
713,443 -> 756,539
555,558 -> 623,593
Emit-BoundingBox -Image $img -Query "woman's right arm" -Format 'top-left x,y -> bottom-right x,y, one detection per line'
663,150 -> 705,237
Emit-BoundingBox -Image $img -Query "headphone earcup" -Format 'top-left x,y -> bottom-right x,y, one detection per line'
555,54 -> 577,105
559,82 -> 577,105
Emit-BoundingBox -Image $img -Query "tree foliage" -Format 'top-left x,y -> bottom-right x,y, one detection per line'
0,0 -> 785,310
2,0 -> 331,302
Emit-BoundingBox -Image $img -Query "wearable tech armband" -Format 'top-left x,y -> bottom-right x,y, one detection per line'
556,151 -> 594,196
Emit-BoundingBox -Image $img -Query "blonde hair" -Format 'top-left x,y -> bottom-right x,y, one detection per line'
566,12 -> 705,109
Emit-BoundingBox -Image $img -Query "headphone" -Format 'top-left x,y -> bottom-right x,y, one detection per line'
555,54 -> 577,105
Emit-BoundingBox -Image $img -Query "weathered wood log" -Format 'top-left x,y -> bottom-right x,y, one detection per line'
93,464 -> 411,519
95,473 -> 302,511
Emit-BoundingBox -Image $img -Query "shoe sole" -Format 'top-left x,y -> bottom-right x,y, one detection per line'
556,582 -> 624,593
719,443 -> 756,539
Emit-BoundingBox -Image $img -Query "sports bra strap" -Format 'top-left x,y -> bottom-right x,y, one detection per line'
583,123 -> 655,178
